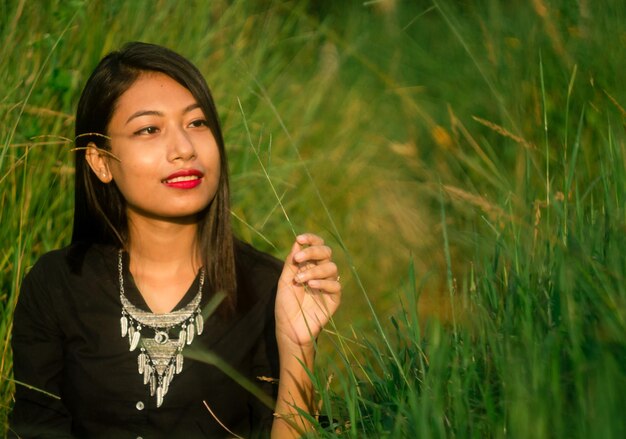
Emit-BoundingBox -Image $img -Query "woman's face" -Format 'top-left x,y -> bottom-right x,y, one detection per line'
102,72 -> 221,223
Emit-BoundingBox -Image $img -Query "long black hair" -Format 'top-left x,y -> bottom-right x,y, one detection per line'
72,42 -> 237,312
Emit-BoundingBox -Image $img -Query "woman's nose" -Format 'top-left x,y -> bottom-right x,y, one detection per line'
168,126 -> 196,161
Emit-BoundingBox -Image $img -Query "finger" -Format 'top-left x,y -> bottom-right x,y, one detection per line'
296,233 -> 325,247
305,278 -> 342,295
279,240 -> 302,284
294,245 -> 332,264
295,262 -> 338,284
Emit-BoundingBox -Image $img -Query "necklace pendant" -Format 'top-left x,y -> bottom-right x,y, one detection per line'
176,353 -> 184,374
156,386 -> 164,408
150,374 -> 156,396
186,323 -> 195,345
138,352 -> 146,374
195,313 -> 204,335
154,330 -> 169,344
163,371 -> 172,395
167,363 -> 175,383
121,316 -> 128,337
130,330 -> 141,351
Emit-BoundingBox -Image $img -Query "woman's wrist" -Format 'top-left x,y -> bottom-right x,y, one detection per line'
276,333 -> 316,359
272,335 -> 316,437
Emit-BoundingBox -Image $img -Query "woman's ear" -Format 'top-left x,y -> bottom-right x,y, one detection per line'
85,142 -> 113,183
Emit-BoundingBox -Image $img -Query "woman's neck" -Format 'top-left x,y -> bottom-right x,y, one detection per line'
124,213 -> 202,313
127,212 -> 200,276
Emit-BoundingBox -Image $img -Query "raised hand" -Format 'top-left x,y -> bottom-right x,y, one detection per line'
275,233 -> 341,349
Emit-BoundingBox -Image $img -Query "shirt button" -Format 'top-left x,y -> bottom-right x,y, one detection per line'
136,401 -> 145,411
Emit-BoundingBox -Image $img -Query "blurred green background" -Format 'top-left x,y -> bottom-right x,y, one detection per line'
2,0 -> 625,437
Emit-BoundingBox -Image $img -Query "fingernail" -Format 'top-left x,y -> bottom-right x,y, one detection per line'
308,280 -> 320,288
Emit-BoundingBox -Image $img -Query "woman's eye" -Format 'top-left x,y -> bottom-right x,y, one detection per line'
189,119 -> 208,128
135,126 -> 159,135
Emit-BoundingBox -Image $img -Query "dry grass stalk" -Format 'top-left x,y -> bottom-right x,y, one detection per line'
447,106 -> 501,178
531,0 -> 573,66
603,89 -> 626,119
443,184 -> 506,220
0,104 -> 74,124
472,116 -> 535,149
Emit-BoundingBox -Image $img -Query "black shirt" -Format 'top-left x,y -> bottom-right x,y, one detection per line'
10,241 -> 282,438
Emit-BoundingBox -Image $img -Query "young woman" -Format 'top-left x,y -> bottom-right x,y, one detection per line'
10,42 -> 341,438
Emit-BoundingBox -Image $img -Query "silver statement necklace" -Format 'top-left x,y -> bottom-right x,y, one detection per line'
118,250 -> 205,407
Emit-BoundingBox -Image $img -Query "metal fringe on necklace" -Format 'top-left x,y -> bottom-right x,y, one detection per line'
118,250 -> 204,407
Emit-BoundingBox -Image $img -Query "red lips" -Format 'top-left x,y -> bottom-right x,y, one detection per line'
162,169 -> 204,189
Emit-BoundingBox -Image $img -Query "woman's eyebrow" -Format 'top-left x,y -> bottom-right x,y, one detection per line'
125,110 -> 162,124
125,103 -> 200,125
183,103 -> 201,114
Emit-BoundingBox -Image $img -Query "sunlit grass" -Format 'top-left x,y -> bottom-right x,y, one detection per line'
2,0 -> 626,437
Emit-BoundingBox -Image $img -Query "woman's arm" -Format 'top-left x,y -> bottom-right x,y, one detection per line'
272,343 -> 315,436
10,261 -> 73,438
272,234 -> 341,438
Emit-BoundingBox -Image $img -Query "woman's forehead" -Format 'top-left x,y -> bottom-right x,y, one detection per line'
111,72 -> 199,123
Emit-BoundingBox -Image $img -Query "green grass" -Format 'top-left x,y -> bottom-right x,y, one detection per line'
2,0 -> 626,437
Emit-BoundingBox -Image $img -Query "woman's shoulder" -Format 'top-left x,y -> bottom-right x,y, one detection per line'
24,244 -> 76,281
17,243 -> 117,319
234,238 -> 283,277
233,239 -> 283,309
25,242 -> 116,280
